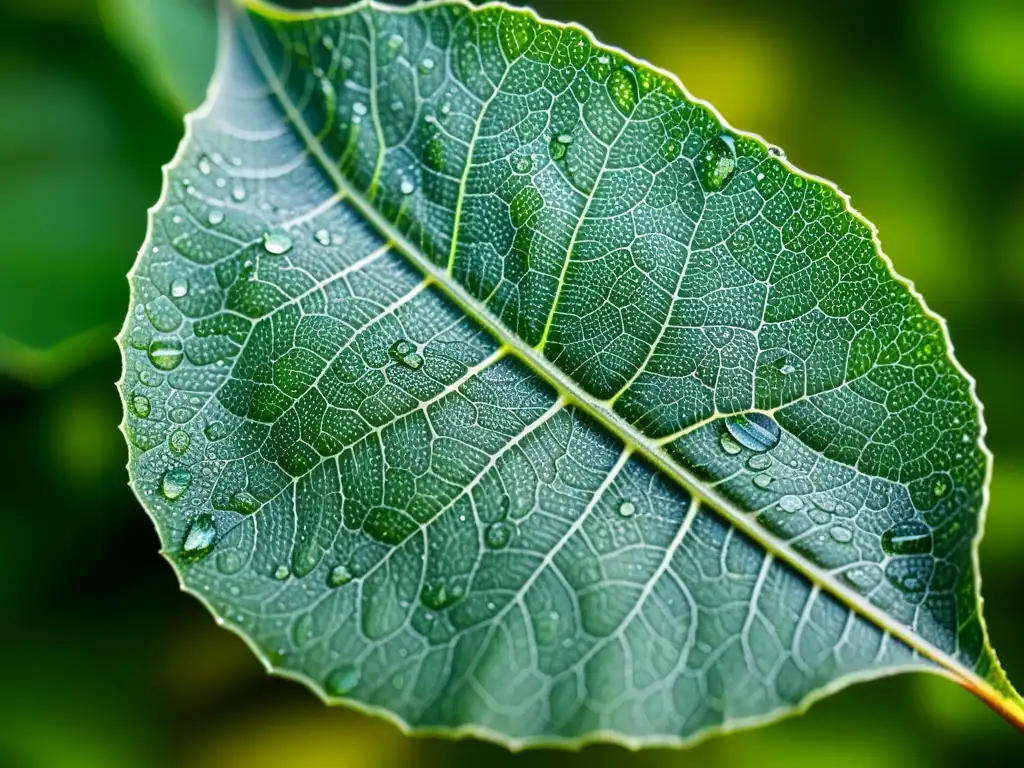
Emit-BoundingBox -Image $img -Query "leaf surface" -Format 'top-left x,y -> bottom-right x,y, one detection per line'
119,0 -> 1022,746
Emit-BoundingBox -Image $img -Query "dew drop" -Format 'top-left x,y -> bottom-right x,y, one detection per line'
747,453 -> 772,471
208,210 -> 224,226
400,179 -> 415,195
292,614 -> 314,646
315,229 -> 332,246
719,434 -> 742,455
421,581 -> 462,610
880,521 -> 932,556
204,421 -> 227,441
829,525 -> 853,543
198,156 -> 212,175
752,474 -> 774,489
328,564 -> 353,587
161,468 -> 192,501
387,33 -> 404,54
807,505 -> 831,525
701,134 -> 737,191
262,231 -> 293,255
217,550 -> 243,574
606,66 -> 639,115
513,155 -> 533,174
389,339 -> 424,370
231,184 -> 246,202
274,565 -> 290,580
779,495 -> 803,513
325,664 -> 360,696
724,413 -> 781,453
131,393 -> 151,419
773,356 -> 797,375
844,563 -> 882,591
231,491 -> 260,514
352,102 -> 368,116
420,57 -> 435,72
548,137 -> 567,161
485,521 -> 512,549
170,278 -> 189,298
168,430 -> 191,455
617,500 -> 636,518
181,513 -> 216,559
768,145 -> 786,158
148,339 -> 184,371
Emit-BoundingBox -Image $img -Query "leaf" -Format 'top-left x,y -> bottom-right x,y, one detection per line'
119,0 -> 1024,747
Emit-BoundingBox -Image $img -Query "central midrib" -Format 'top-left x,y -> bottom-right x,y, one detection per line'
235,1 -> 984,693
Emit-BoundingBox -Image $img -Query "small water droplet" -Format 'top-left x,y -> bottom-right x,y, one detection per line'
170,278 -> 189,298
204,421 -> 227,441
388,33 -> 404,53
768,145 -> 786,158
556,133 -> 573,145
773,356 -> 797,375
807,505 -> 831,525
207,210 -> 224,226
181,513 -> 216,559
131,394 -> 151,419
701,133 -> 737,191
421,581 -> 462,610
161,468 -> 192,501
536,610 -> 561,645
606,66 -> 639,114
441,102 -> 451,115
548,137 -> 567,161
198,156 -> 212,175
485,521 -> 512,549
325,664 -> 360,696
724,413 -> 781,453
168,430 -> 190,455
514,155 -> 533,173
844,563 -> 882,591
618,500 -> 636,518
829,525 -> 853,543
274,565 -> 290,580
328,564 -> 353,587
389,339 -> 424,370
881,521 -> 932,555
292,614 -> 314,646
400,179 -> 415,195
747,453 -> 772,471
231,184 -> 246,202
314,229 -> 331,246
752,474 -> 773,489
933,478 -> 948,497
231,491 -> 260,514
352,102 -> 368,116
263,231 -> 293,255
216,550 -> 243,574
420,57 -> 435,72
779,495 -> 803,513
148,339 -> 184,371
719,434 -> 742,455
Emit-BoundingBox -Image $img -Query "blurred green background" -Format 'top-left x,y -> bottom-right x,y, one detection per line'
1,0 -> 1022,765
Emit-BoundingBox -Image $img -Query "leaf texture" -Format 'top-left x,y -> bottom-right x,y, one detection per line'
118,0 -> 1020,747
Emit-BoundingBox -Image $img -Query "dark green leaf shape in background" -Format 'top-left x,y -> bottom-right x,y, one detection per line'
118,0 -> 1024,747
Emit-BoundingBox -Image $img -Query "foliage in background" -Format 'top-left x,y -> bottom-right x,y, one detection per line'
0,0 -> 1022,765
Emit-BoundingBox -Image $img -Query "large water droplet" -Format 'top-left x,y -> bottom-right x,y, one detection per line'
881,521 -> 932,555
617,500 -> 636,518
170,278 -> 189,298
779,495 -> 803,513
485,521 -> 512,549
701,134 -> 737,191
182,513 -> 216,559
216,550 -> 244,574
328,564 -> 353,587
168,430 -> 190,455
148,339 -> 184,371
724,413 -> 780,453
325,664 -> 360,696
131,393 -> 151,419
262,231 -> 293,255
160,468 -> 191,501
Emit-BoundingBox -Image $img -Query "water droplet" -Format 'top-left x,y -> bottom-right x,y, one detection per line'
352,102 -> 368,116
231,491 -> 259,514
440,102 -> 451,115
170,278 -> 189,298
829,525 -> 853,543
724,413 -> 781,453
216,550 -> 243,574
844,563 -> 882,591
208,210 -> 224,226
182,513 -> 216,559
204,421 -> 227,441
556,133 -> 573,145
421,581 -> 462,610
485,521 -> 512,549
880,521 -> 932,555
292,614 -> 314,646
263,231 -> 293,255
779,495 -> 803,513
315,229 -> 331,246
618,500 -> 636,518
325,664 -> 360,696
389,339 -> 424,370
719,434 -> 742,455
274,565 -> 290,580
161,468 -> 192,501
701,133 -> 737,191
388,33 -> 404,54
773,356 -> 797,375
148,339 -> 184,371
768,145 -> 786,158
231,184 -> 246,202
752,474 -> 773,489
607,66 -> 639,115
131,394 -> 151,419
328,564 -> 353,587
548,137 -> 567,161
420,57 -> 435,72
747,453 -> 772,471
536,610 -> 561,645
513,156 -> 533,174
400,179 -> 415,196
807,505 -> 831,525
169,430 -> 190,455
198,156 -> 212,175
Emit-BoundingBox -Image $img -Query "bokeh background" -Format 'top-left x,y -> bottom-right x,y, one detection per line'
1,0 -> 1022,765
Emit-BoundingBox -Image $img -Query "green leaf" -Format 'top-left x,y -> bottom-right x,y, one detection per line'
119,0 -> 1023,747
